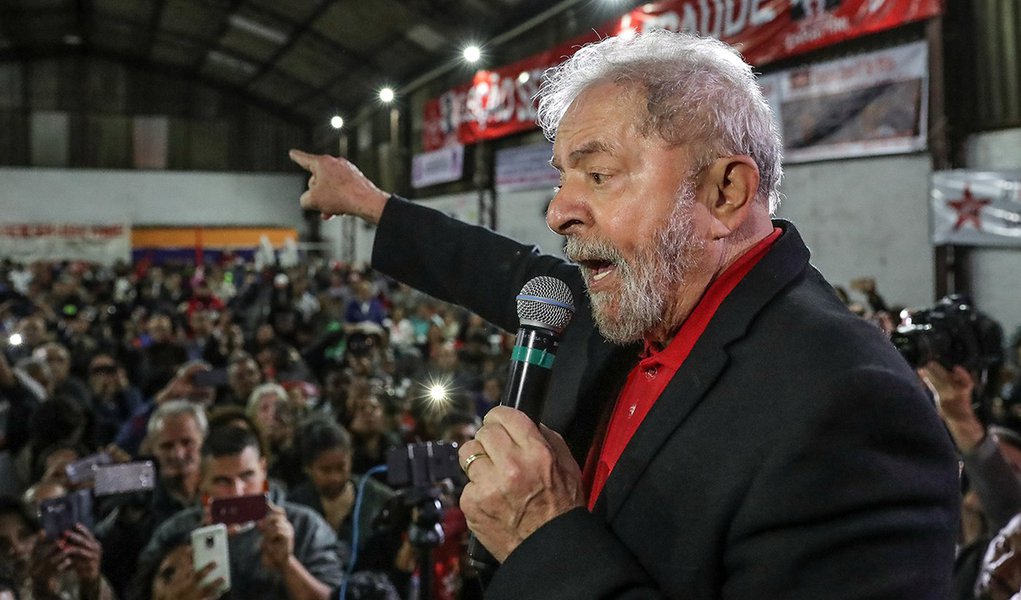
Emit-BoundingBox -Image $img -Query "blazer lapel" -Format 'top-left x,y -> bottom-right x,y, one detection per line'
594,220 -> 811,520
543,303 -> 641,464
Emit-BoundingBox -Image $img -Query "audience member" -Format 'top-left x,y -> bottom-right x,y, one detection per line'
138,426 -> 344,599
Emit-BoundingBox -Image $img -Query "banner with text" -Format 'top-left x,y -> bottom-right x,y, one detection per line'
495,142 -> 558,192
624,0 -> 941,66
763,41 -> 928,163
411,144 -> 465,189
423,0 -> 941,150
931,171 -> 1021,247
0,224 -> 130,265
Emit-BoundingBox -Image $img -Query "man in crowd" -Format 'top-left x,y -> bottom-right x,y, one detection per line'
138,425 -> 343,599
290,30 -> 959,598
96,399 -> 208,596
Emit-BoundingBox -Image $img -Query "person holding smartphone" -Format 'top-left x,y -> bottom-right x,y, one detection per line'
0,496 -> 114,600
136,426 -> 343,600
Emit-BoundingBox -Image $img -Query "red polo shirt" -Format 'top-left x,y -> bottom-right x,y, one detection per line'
586,228 -> 782,509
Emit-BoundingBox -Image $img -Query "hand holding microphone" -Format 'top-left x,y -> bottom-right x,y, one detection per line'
458,277 -> 585,568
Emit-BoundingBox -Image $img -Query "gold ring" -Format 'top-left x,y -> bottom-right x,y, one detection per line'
462,452 -> 488,475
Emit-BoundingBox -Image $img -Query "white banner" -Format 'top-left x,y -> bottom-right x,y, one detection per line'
0,224 -> 131,265
931,171 -> 1021,247
495,142 -> 558,192
411,144 -> 465,189
763,41 -> 928,163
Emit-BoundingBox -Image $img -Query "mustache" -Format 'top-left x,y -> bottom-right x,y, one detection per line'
564,235 -> 624,265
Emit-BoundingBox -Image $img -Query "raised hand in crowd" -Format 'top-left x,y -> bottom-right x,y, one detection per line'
919,361 -> 985,451
30,524 -> 111,600
154,360 -> 215,407
257,501 -> 294,571
149,544 -> 224,600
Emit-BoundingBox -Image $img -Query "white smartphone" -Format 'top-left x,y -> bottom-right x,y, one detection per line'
191,524 -> 230,595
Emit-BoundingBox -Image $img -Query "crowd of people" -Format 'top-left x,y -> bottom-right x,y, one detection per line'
1,244 -> 1021,600
1,248 -> 1021,600
0,254 -> 506,600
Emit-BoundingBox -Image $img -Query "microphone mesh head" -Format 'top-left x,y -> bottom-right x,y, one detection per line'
516,276 -> 575,332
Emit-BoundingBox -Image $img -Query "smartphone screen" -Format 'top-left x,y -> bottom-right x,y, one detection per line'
191,524 -> 230,595
64,452 -> 112,485
210,494 -> 269,525
39,496 -> 74,540
93,461 -> 156,496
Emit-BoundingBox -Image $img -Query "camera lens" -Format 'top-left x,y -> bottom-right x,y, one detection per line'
205,535 -> 215,548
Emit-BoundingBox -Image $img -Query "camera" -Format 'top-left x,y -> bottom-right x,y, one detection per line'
385,441 -> 460,489
374,442 -> 460,536
891,294 -> 1003,371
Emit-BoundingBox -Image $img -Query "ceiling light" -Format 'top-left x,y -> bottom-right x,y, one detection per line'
379,87 -> 395,103
463,45 -> 481,63
330,115 -> 344,129
228,14 -> 288,45
206,50 -> 257,75
517,71 -> 530,84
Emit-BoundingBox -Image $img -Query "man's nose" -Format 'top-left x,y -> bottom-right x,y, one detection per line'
546,182 -> 589,235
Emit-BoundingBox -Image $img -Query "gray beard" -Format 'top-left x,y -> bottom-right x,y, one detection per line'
566,186 -> 703,344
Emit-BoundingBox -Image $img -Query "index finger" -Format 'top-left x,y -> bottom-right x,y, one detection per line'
479,405 -> 545,453
288,149 -> 316,171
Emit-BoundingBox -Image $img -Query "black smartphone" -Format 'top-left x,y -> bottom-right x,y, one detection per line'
39,490 -> 93,540
210,493 -> 269,525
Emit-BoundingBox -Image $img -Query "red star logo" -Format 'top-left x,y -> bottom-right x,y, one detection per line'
947,186 -> 991,231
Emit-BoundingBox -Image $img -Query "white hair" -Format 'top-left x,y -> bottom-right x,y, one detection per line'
246,382 -> 288,417
536,29 -> 783,213
147,399 -> 209,437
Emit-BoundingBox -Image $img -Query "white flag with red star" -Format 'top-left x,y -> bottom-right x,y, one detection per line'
931,170 -> 1021,246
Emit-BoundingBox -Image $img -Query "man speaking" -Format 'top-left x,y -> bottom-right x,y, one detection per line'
290,30 -> 959,600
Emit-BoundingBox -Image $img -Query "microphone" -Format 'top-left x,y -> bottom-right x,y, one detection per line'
467,275 -> 575,575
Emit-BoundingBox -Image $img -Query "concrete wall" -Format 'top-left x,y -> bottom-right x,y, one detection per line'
777,153 -> 935,313
0,167 -> 306,228
965,129 -> 1021,341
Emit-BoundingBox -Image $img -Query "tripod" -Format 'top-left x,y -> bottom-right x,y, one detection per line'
405,487 -> 444,600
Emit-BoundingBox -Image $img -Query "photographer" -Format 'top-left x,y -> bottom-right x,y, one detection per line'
897,298 -> 1017,600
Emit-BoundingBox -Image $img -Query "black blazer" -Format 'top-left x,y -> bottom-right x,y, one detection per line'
373,197 -> 960,599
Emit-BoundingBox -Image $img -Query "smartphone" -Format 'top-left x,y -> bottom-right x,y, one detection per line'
39,490 -> 93,540
191,524 -> 230,596
93,461 -> 156,496
210,493 -> 268,525
65,452 -> 112,485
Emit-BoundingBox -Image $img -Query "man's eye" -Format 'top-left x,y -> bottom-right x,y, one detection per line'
590,173 -> 605,184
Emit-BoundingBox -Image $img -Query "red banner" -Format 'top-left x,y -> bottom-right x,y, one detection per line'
627,0 -> 942,66
422,0 -> 942,151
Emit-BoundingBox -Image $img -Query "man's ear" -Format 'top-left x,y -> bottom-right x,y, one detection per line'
704,156 -> 760,239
